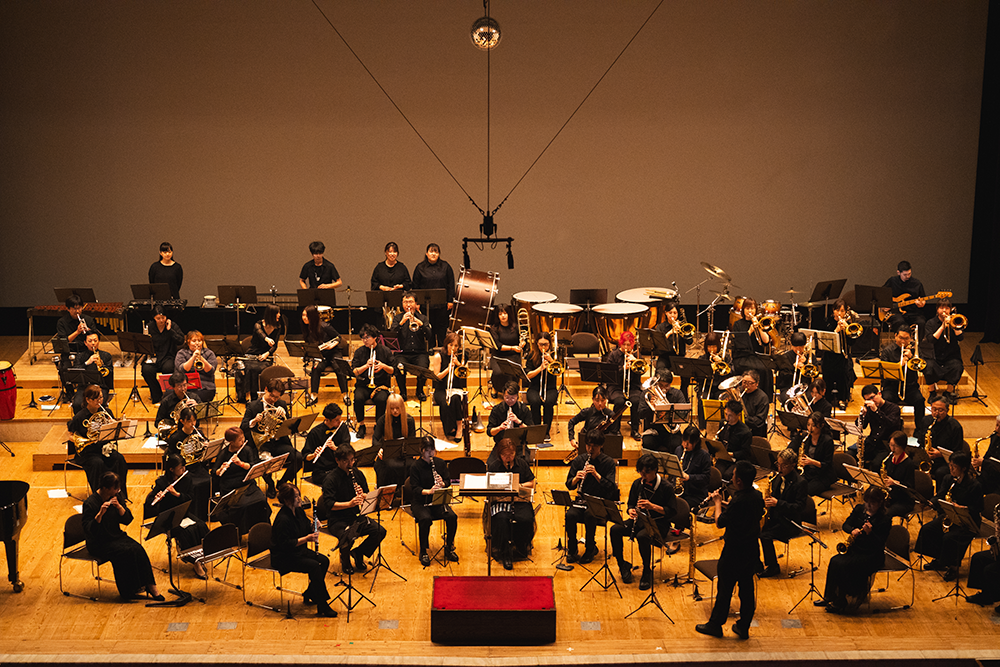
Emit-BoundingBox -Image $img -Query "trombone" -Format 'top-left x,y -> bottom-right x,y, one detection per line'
710,331 -> 732,376
945,309 -> 967,343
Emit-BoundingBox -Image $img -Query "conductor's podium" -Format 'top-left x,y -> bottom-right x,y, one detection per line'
431,576 -> 556,645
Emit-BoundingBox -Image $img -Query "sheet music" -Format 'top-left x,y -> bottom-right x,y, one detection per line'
463,474 -> 488,490
488,472 -> 512,490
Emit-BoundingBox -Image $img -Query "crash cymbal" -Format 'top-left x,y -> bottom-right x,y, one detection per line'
701,261 -> 732,283
782,288 -> 803,295
709,290 -> 733,301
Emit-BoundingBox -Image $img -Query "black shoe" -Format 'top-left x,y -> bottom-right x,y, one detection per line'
565,551 -> 580,564
639,570 -> 653,591
825,605 -> 845,615
759,566 -> 780,579
731,623 -> 749,640
579,546 -> 599,565
340,556 -> 355,576
318,602 -> 338,618
446,547 -> 460,563
419,553 -> 431,567
416,391 -> 427,401
695,623 -> 723,638
503,557 -> 513,571
943,567 -> 959,582
924,559 -> 945,571
355,423 -> 366,439
813,599 -> 829,607
265,483 -> 277,500
966,591 -> 993,606
352,551 -> 368,573
618,560 -> 634,584
631,431 -> 642,442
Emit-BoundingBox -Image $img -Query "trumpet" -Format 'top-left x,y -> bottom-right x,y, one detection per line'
192,349 -> 205,372
405,307 -> 422,332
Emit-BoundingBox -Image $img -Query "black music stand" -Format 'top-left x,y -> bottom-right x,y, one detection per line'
53,287 -> 97,303
218,285 -> 257,337
397,363 -> 437,436
208,337 -> 246,413
579,494 -> 623,597
283,339 -> 324,393
366,290 -> 403,311
381,437 -> 425,521
362,484 -> 404,592
786,520 -> 828,614
705,438 -> 732,464
548,488 -> 577,571
625,508 -> 673,622
855,284 -> 893,346
806,279 -> 847,324
118,331 -> 154,415
569,289 -> 608,334
501,424 -> 548,465
144,500 -> 194,607
766,353 -> 795,436
931,501 -> 977,604
777,410 -> 810,435
209,484 -> 249,523
670,357 -> 713,393
462,326 -> 496,404
491,356 -> 529,385
409,289 -> 448,321
957,344 -> 989,407
275,412 -> 317,447
131,284 -> 172,302
641,449 -> 685,480
576,360 -> 618,386
297,288 -> 337,308
638,328 -> 669,357
751,445 -> 779,473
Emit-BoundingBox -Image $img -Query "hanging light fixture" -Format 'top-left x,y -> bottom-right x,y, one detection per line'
471,1 -> 501,50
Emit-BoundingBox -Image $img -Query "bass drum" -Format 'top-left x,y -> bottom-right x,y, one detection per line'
532,303 -> 583,335
593,303 -> 648,351
451,268 -> 500,332
729,296 -> 747,328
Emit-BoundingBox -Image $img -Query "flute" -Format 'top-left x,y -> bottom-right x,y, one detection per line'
151,469 -> 189,506
218,442 -> 246,475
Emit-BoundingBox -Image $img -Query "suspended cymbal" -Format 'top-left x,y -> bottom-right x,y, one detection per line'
709,290 -> 733,301
701,262 -> 732,282
782,288 -> 803,295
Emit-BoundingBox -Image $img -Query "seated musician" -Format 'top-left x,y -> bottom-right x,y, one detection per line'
524,332 -> 559,443
148,241 -> 183,299
68,331 -> 114,412
564,430 -> 619,564
431,331 -> 467,443
271,483 -> 337,618
675,425 -> 712,512
966,514 -> 1000,607
392,292 -> 433,402
700,331 -> 730,399
603,331 -> 645,440
350,323 -> 395,440
239,304 -> 283,404
155,370 -> 198,431
882,431 -> 916,519
879,324 -> 925,419
808,377 -> 833,418
740,370 -> 769,438
822,299 -> 859,409
488,304 -> 524,397
160,408 -> 212,521
815,485 -> 890,613
776,332 -> 808,403
211,427 -> 272,534
299,240 -> 342,290
141,305 -> 184,405
915,394 -> 967,486
82,471 -> 162,601
789,411 -> 836,496
610,453 -> 677,591
487,438 -> 536,570
411,243 -> 456,348
759,448 -> 814,578
321,444 -> 387,575
56,294 -> 98,355
371,241 -> 412,292
486,381 -> 534,464
915,451 -> 983,582
972,414 -> 1000,497
729,297 -> 774,399
366,393 -> 416,489
883,260 -> 926,332
302,304 -> 349,406
68,385 -> 129,500
410,438 -> 459,566
302,403 -> 349,487
175,330 -> 216,402
851,384 -> 902,471
638,369 -> 685,453
653,300 -> 692,398
241,377 -> 301,499
143,454 -> 209,579
922,299 -> 965,404
716,399 -> 752,481
567,385 -> 617,461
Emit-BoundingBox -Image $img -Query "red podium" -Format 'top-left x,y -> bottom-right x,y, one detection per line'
431,576 -> 556,645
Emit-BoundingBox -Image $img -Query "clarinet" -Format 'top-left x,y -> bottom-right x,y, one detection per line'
312,506 -> 320,552
631,477 -> 653,540
151,470 -> 189,506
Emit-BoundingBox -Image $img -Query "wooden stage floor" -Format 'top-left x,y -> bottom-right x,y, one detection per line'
1,336 -> 1000,665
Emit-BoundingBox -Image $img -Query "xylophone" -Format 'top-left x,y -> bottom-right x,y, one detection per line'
26,302 -> 124,364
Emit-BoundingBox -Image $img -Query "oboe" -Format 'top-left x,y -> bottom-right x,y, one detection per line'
151,469 -> 189,506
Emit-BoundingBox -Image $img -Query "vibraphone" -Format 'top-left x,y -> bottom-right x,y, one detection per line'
26,302 -> 124,364
126,299 -> 187,311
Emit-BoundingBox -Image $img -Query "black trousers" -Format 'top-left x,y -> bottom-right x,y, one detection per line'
923,358 -> 963,386
526,387 -> 557,436
310,356 -> 349,394
428,307 -> 449,348
915,517 -> 975,568
610,517 -> 670,572
78,450 -> 130,501
708,555 -> 757,631
239,359 -> 271,402
260,437 -> 302,487
412,503 -> 458,553
967,550 -> 1000,600
394,352 -> 429,399
354,385 -> 389,424
279,551 -> 331,603
328,516 -> 387,560
433,389 -> 464,437
607,387 -> 642,433
760,520 -> 800,569
823,550 -> 882,608
141,358 -> 175,404
490,502 -> 535,558
565,505 -> 600,552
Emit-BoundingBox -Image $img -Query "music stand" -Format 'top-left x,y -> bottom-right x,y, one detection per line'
843,464 -> 887,489
957,344 -> 989,407
491,356 -> 529,385
118,331 -> 154,414
569,289 -> 608,335
670,357 -> 713,394
144,499 -> 194,607
641,449 -> 685,480
275,412 -> 317,444
218,285 -> 257,337
701,398 -> 725,426
777,410 -> 810,434
637,328 -> 668,357
751,445 -> 778,472
705,439 -> 732,464
243,452 -> 290,485
577,360 -> 619,386
54,287 -> 97,303
548,488 -> 578,571
461,326 -> 496,403
59,366 -> 98,406
931,501 -> 977,604
131,284 -> 173,302
859,359 -> 903,384
366,290 -> 403,311
625,508 -> 673,622
786,519 -> 828,614
207,337 -> 246,413
807,279 -> 847,322
801,328 -> 843,357
501,424 -> 548,463
459,472 -> 521,575
409,288 -> 448,321
579,494 -> 623,597
361,484 -> 404,591
296,288 -> 337,308
855,284 -> 893,349
209,484 -> 249,523
397,363 -> 437,436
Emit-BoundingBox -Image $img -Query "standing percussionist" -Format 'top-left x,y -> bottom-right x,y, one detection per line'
371,241 -> 411,292
321,444 -> 387,575
564,430 -> 618,564
853,385 -> 902,471
653,301 -> 692,397
487,438 -> 536,570
915,451 -> 983,582
603,331 -> 645,440
431,331 -> 468,443
523,332 -> 558,443
301,304 -> 349,405
57,294 -> 98,355
914,394 -> 967,486
922,299 -> 965,404
239,304 -> 284,404
882,260 -> 926,332
141,305 -> 184,405
351,324 -> 395,440
69,385 -> 129,499
148,241 -> 183,299
175,331 -> 216,402
410,438 -> 459,566
392,292 -> 433,402
610,453 -> 677,590
299,241 -> 342,290
411,243 -> 455,347
879,325 -> 926,420
242,378 -> 302,498
302,403 -> 349,487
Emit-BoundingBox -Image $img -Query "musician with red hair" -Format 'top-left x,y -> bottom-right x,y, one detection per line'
603,331 -> 644,440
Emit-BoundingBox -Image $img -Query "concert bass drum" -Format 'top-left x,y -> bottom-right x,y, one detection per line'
0,362 -> 15,420
451,268 -> 500,332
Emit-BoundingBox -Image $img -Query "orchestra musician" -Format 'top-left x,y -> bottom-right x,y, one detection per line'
371,241 -> 412,292
915,451 -> 983,582
487,381 -> 534,461
154,370 -> 198,431
914,394 -> 968,486
564,430 -> 618,564
211,427 -> 272,534
603,331 -> 644,440
524,332 -> 559,443
271,483 -> 338,618
239,304 -> 284,404
148,241 -> 183,299
82,472 -> 163,602
56,294 -> 98,355
567,386 -> 618,460
68,331 -> 114,412
141,305 -> 184,405
638,369 -> 685,453
823,299 -> 859,409
740,370 -> 769,438
965,504 -> 1000,609
852,385 -> 902,471
488,304 -> 524,397
301,304 -> 349,405
759,448 -> 815,578
610,453 -> 677,591
162,407 -> 212,521
716,399 -> 752,481
409,438 -> 460,567
68,385 -> 129,500
175,330 -> 216,402
411,243 -> 455,347
700,331 -> 730,399
922,298 -> 965,404
143,455 -> 209,579
675,425 -> 712,513
808,377 -> 834,418
883,260 -> 926,332
367,393 -> 417,489
392,292 -> 433,402
881,431 -> 917,519
879,325 -> 926,420
696,461 -> 764,640
241,378 -> 302,498
302,403 -> 350,487
320,444 -> 386,575
298,241 -> 342,290
729,297 -> 774,399
653,300 -> 692,397
971,414 -> 1000,496
350,323 -> 395,440
776,332 -> 808,403
431,331 -> 468,443
815,486 -> 890,614
789,411 -> 836,496
487,438 -> 536,570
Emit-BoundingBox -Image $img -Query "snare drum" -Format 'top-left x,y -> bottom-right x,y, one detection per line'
761,300 -> 781,316
729,296 -> 747,328
593,303 -> 648,349
451,268 -> 500,331
513,291 -> 557,334
532,303 -> 583,335
316,305 -> 334,322
616,287 -> 675,329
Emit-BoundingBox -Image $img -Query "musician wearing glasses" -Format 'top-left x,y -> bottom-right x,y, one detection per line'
302,403 -> 350,487
603,331 -> 645,440
488,304 -> 523,397
915,394 -> 968,486
638,369 -> 685,453
148,241 -> 183,299
487,382 -> 535,458
238,304 -> 284,404
852,385 -> 902,471
143,454 -> 209,579
729,297 -> 773,399
776,332 -> 808,403
69,384 -> 130,499
879,325 -> 926,420
653,301 -> 692,397
431,331 -> 468,443
610,453 -> 677,591
759,448 -> 814,578
922,298 -> 965,404
371,241 -> 412,292
56,294 -> 98,354
155,371 -> 199,430
410,438 -> 460,567
320,444 -> 386,575
524,332 -> 559,443
299,240 -> 342,290
567,386 -> 618,458
915,451 -> 983,582
141,305 -> 184,405
564,430 -> 619,564
487,438 -> 536,570
883,260 -> 926,332
301,304 -> 349,406
716,400 -> 752,481
175,330 -> 216,402
789,412 -> 836,496
411,243 -> 455,347
242,378 -> 301,499
822,299 -> 859,409
739,371 -> 769,438
350,324 -> 395,440
392,292 -> 433,402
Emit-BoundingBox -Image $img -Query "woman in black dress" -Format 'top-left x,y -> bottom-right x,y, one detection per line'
271,483 -> 337,618
411,243 -> 456,347
489,304 -> 523,397
143,455 -> 210,579
148,241 -> 183,299
789,411 -> 836,496
431,331 -> 468,442
524,332 -> 558,442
